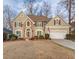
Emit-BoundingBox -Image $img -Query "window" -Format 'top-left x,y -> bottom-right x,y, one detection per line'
27,21 -> 30,26
35,22 -> 42,27
19,23 -> 21,27
16,22 -> 19,27
15,22 -> 23,27
19,22 -> 23,27
54,19 -> 61,25
16,31 -> 21,37
27,29 -> 30,31
27,32 -> 30,37
37,31 -> 41,36
26,29 -> 30,37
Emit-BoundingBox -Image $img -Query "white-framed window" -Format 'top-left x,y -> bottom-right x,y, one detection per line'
26,21 -> 31,27
27,21 -> 30,26
26,29 -> 30,37
14,21 -> 22,27
16,31 -> 21,37
35,21 -> 42,27
37,31 -> 42,36
54,19 -> 61,25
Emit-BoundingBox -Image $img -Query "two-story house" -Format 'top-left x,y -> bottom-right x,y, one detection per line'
12,11 -> 70,39
12,11 -> 48,39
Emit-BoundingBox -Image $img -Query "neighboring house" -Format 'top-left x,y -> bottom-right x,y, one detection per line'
12,11 -> 70,39
45,16 -> 70,39
3,28 -> 12,40
12,11 -> 48,39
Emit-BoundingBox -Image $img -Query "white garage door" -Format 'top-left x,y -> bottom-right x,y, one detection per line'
50,32 -> 66,39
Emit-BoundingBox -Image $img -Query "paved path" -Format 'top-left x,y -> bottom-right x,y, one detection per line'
3,40 -> 74,59
51,39 -> 75,50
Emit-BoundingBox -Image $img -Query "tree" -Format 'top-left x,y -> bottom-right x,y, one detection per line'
55,6 -> 62,16
32,4 -> 39,15
58,0 -> 75,33
23,0 -> 36,15
36,7 -> 43,16
3,5 -> 16,30
42,1 -> 51,17
59,0 -> 75,24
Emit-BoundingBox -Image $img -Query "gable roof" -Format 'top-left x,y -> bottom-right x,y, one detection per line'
13,11 -> 27,21
28,15 -> 49,22
46,16 -> 70,26
12,11 -> 34,24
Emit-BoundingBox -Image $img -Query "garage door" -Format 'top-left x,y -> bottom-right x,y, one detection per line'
50,32 -> 66,39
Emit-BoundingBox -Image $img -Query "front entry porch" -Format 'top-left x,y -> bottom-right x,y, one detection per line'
25,28 -> 32,39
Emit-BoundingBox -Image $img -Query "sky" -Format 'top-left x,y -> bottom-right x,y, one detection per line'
3,0 -> 69,22
3,0 -> 61,16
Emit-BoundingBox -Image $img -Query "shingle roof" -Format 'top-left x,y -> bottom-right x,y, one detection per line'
28,15 -> 49,21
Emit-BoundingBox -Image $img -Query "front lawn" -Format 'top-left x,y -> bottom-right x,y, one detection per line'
3,40 -> 74,59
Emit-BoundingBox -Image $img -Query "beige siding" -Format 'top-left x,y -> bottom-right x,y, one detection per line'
46,16 -> 69,26
12,11 -> 35,39
45,16 -> 70,34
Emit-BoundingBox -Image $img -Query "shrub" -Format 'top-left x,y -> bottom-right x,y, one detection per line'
3,33 -> 7,41
66,33 -> 75,41
45,34 -> 49,39
18,38 -> 25,40
29,37 -> 35,40
39,35 -> 44,39
34,36 -> 38,39
9,34 -> 18,41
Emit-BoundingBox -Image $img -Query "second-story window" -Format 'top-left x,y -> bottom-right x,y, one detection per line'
35,21 -> 42,27
15,22 -> 18,27
15,22 -> 16,27
27,21 -> 30,26
54,19 -> 61,25
19,22 -> 23,27
15,22 -> 22,27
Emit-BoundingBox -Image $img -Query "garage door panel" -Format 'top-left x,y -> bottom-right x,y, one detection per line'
50,32 -> 66,39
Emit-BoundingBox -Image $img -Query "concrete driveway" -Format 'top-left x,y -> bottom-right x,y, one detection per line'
3,40 -> 74,59
51,39 -> 75,50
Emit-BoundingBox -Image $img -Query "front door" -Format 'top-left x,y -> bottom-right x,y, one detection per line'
26,29 -> 32,38
27,31 -> 30,37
